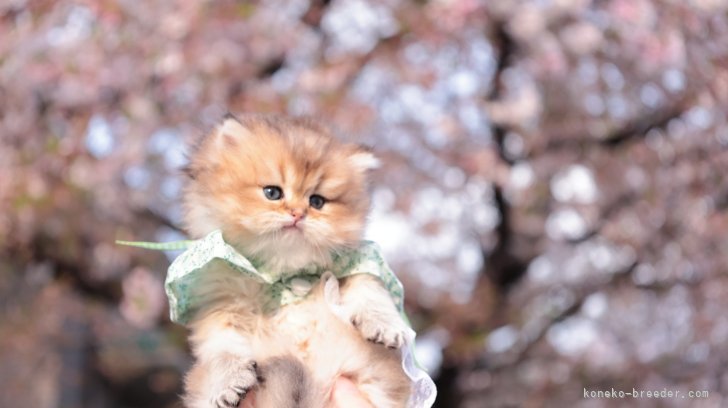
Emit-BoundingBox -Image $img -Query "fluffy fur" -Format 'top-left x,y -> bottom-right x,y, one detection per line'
181,114 -> 410,408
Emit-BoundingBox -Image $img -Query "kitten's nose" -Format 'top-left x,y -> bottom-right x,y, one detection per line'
289,209 -> 306,224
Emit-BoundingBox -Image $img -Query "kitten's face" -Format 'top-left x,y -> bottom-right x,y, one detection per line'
183,115 -> 378,272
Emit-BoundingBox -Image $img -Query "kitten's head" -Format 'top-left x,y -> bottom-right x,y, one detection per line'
183,114 -> 379,272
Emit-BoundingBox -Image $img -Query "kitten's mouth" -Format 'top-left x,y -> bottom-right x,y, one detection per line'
282,224 -> 301,232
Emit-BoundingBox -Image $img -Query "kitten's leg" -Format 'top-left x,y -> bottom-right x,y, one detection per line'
184,315 -> 259,408
339,274 -> 410,349
309,274 -> 410,408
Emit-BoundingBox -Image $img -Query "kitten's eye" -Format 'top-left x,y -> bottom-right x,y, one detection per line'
263,186 -> 283,200
309,194 -> 326,210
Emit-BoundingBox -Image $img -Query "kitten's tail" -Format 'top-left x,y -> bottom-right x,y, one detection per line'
254,355 -> 325,408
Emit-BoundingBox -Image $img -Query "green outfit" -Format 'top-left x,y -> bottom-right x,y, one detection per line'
164,230 -> 405,324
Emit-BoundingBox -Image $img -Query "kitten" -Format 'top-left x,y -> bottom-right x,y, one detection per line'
181,114 -> 411,408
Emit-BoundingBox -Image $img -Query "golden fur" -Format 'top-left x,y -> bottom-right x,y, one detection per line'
181,114 -> 411,408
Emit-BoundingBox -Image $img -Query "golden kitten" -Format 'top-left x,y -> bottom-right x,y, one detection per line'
181,114 -> 411,408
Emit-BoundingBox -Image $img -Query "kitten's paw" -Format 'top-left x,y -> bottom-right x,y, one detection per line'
321,271 -> 338,286
209,357 -> 258,408
351,312 -> 408,349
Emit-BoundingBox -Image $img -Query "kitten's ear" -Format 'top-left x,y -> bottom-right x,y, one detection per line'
349,146 -> 381,172
214,114 -> 252,147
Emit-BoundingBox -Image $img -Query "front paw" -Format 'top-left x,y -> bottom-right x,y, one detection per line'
209,357 -> 258,408
351,311 -> 408,349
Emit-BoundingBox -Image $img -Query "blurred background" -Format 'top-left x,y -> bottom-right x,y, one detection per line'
2,0 -> 728,407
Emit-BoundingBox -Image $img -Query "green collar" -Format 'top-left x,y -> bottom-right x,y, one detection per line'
148,230 -> 405,324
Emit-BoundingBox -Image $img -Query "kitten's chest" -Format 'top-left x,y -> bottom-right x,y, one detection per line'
269,301 -> 324,357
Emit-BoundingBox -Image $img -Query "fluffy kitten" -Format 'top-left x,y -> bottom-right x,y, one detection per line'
181,114 -> 411,408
